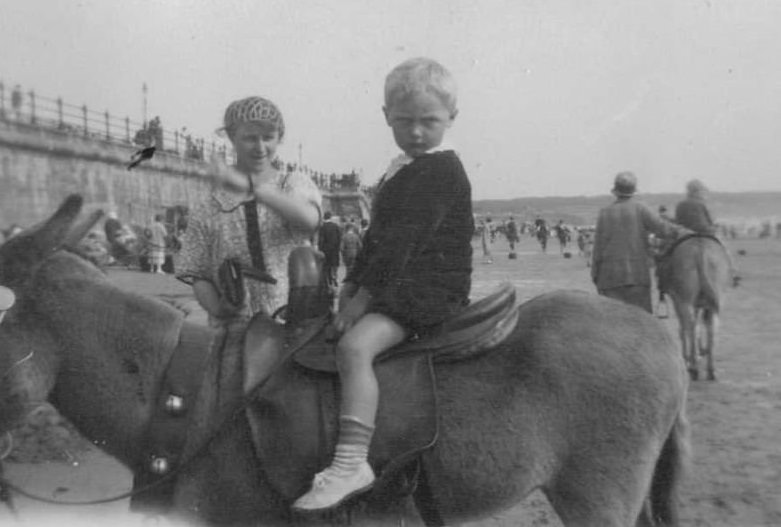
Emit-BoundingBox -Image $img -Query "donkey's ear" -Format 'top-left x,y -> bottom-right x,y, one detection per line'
33,195 -> 84,253
61,209 -> 104,250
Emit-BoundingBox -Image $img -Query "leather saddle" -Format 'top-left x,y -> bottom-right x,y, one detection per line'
243,283 -> 519,506
659,232 -> 723,260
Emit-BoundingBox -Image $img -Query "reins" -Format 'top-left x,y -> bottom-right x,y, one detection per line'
0,313 -> 330,508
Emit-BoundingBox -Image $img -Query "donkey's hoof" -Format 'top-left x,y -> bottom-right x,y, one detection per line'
688,368 -> 699,381
706,371 -> 716,381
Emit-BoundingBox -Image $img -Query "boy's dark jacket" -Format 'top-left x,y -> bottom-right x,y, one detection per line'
347,151 -> 474,332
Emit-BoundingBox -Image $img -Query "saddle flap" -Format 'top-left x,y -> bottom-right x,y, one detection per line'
440,282 -> 515,331
293,283 -> 519,373
246,353 -> 437,502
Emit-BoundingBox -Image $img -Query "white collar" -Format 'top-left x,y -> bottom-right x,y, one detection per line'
383,141 -> 456,183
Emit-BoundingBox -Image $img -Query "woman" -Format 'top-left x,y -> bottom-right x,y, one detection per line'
176,96 -> 322,327
148,214 -> 168,274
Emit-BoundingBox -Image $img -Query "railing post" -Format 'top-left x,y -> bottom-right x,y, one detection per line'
0,82 -> 5,119
174,130 -> 179,153
125,117 -> 130,142
105,110 -> 110,140
82,105 -> 88,136
57,98 -> 64,128
29,90 -> 36,124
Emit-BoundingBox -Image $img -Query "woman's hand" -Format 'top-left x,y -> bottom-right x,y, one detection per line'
332,286 -> 371,333
253,181 -> 285,207
209,155 -> 249,194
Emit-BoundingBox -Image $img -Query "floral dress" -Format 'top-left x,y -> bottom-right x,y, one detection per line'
176,169 -> 321,327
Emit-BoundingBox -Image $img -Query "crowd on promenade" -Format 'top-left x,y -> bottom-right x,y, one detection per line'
1,81 -> 367,196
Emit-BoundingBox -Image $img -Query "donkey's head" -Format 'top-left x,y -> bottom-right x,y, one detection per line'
0,195 -> 103,433
0,195 -> 105,289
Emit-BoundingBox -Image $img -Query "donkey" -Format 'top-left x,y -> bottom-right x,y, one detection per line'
0,195 -> 690,526
662,234 -> 732,381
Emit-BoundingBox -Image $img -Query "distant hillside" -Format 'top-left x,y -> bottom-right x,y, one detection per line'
473,191 -> 781,227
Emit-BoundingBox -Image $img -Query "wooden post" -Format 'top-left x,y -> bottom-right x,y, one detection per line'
57,98 -> 64,128
28,90 -> 36,124
82,105 -> 88,136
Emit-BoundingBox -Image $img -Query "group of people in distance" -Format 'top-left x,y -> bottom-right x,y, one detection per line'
481,170 -> 735,319
173,58 -> 472,511
316,211 -> 367,293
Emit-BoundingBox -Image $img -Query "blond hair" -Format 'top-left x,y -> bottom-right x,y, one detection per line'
384,58 -> 457,115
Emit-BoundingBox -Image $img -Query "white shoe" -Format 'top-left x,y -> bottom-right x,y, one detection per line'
292,462 -> 375,511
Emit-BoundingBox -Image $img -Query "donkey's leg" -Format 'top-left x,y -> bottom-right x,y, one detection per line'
696,309 -> 707,357
703,310 -> 718,381
674,301 -> 698,380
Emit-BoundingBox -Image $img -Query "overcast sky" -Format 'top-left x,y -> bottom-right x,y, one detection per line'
3,0 -> 781,199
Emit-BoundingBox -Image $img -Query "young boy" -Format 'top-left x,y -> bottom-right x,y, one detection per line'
293,57 -> 474,511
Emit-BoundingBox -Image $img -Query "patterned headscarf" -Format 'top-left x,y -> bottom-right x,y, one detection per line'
220,96 -> 285,138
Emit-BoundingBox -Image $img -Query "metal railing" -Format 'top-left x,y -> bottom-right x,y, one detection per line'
0,81 -> 231,162
0,80 -> 369,190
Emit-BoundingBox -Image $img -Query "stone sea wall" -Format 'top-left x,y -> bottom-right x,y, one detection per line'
0,120 -> 369,229
0,119 -> 211,228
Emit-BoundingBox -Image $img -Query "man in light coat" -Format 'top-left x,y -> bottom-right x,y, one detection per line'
592,171 -> 689,313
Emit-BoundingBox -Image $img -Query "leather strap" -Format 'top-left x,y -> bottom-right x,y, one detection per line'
243,197 -> 276,284
661,232 -> 723,261
413,459 -> 446,527
130,322 -> 217,513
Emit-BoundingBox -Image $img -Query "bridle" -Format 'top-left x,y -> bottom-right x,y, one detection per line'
659,232 -> 723,261
0,313 -> 329,512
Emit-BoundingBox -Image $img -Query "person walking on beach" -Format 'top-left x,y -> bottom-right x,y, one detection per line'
340,223 -> 363,275
148,214 -> 168,274
319,211 -> 342,289
591,171 -> 688,313
506,215 -> 520,253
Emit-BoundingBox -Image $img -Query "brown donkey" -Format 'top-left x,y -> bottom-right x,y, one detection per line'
0,195 -> 690,526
